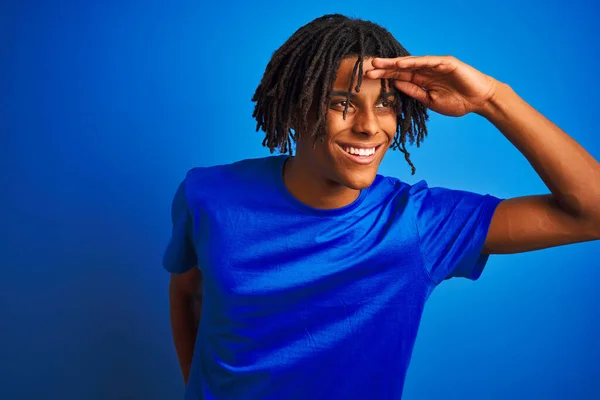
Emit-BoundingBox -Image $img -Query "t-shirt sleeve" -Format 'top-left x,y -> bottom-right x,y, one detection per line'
162,176 -> 198,274
409,180 -> 504,284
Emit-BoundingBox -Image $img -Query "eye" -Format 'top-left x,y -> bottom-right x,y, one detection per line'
330,100 -> 354,112
376,99 -> 396,108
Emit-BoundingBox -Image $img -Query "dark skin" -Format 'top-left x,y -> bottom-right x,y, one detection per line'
169,268 -> 202,384
170,58 -> 392,383
368,55 -> 600,254
284,57 -> 398,210
170,53 -> 600,386
285,54 -> 600,254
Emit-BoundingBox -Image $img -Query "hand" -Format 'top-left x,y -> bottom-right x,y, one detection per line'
367,56 -> 499,117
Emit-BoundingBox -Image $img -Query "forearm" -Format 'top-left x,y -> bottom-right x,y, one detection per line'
478,81 -> 600,220
169,290 -> 200,384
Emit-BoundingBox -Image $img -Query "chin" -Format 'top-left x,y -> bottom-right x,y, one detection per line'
338,171 -> 378,190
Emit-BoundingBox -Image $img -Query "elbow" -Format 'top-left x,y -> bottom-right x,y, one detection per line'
583,207 -> 600,240
592,219 -> 600,240
556,195 -> 600,240
578,214 -> 600,241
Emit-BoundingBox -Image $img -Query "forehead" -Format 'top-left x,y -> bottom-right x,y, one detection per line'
331,56 -> 392,94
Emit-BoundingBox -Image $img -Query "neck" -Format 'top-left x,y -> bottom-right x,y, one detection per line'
282,155 -> 360,209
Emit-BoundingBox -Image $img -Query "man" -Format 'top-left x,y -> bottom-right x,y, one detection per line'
163,14 -> 600,400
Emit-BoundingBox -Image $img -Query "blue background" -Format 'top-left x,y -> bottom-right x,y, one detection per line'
3,0 -> 599,398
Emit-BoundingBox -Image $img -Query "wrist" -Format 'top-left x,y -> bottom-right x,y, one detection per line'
476,79 -> 512,120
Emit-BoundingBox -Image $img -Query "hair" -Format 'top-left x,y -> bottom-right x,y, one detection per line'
251,14 -> 429,175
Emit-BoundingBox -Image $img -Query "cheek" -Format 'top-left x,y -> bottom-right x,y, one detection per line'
382,112 -> 398,128
322,111 -> 398,148
325,112 -> 348,137
381,114 -> 398,140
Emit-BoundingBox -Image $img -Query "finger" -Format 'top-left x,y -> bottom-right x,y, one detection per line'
393,80 -> 429,104
371,56 -> 416,69
366,70 -> 431,88
366,69 -> 413,81
392,56 -> 457,73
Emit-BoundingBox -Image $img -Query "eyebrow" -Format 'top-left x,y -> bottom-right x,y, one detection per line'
329,90 -> 396,99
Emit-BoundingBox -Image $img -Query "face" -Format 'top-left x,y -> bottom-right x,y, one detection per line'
295,56 -> 398,190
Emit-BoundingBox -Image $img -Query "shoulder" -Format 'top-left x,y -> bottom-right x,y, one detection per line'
184,155 -> 282,189
381,174 -> 483,202
372,174 -> 485,215
181,155 -> 283,204
370,173 -> 431,200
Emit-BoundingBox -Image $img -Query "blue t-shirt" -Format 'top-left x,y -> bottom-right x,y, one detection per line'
163,155 -> 504,400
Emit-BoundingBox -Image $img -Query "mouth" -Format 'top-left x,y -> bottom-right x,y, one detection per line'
336,142 -> 385,165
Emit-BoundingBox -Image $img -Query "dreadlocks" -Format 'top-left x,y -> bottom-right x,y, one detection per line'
251,14 -> 429,175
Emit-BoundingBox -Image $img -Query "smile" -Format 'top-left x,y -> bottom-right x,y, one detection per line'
336,143 -> 383,165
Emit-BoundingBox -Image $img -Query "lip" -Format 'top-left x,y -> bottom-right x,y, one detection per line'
336,142 -> 384,165
336,142 -> 384,149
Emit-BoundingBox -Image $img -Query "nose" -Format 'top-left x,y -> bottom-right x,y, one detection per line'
351,109 -> 380,137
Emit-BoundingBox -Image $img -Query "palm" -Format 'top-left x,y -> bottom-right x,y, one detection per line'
368,56 -> 497,117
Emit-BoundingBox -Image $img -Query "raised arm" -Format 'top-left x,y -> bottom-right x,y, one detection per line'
368,55 -> 600,255
480,82 -> 600,254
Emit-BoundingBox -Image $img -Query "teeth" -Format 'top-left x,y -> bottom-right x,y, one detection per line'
344,146 -> 376,156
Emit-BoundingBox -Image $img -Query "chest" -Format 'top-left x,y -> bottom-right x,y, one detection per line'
190,201 -> 430,311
